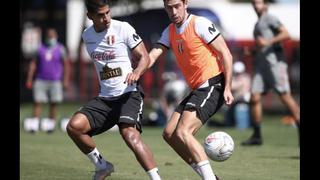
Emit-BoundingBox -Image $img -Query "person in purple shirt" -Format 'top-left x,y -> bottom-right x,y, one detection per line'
25,27 -> 70,133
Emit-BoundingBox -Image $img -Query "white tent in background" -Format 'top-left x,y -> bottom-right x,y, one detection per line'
66,0 -> 300,61
66,0 -> 86,61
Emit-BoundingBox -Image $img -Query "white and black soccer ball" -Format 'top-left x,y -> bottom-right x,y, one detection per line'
204,131 -> 234,162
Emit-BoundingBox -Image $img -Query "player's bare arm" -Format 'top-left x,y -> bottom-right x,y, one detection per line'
209,35 -> 234,105
126,42 -> 150,85
148,44 -> 167,68
63,57 -> 70,89
257,25 -> 290,47
26,58 -> 37,89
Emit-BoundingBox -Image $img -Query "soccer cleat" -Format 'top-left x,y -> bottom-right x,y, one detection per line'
41,118 -> 56,133
92,161 -> 114,180
24,117 -> 40,133
241,136 -> 263,146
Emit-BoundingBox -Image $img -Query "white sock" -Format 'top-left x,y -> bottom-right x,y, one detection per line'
87,148 -> 107,170
147,167 -> 161,180
191,163 -> 202,177
197,160 -> 216,180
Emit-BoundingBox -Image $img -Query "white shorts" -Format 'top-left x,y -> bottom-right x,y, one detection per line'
33,79 -> 63,103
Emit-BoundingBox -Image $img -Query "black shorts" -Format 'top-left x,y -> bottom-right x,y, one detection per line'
77,91 -> 143,136
175,73 -> 225,124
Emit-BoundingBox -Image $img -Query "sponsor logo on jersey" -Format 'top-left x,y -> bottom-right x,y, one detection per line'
100,65 -> 122,80
133,33 -> 140,42
106,35 -> 115,45
90,50 -> 116,61
208,24 -> 216,34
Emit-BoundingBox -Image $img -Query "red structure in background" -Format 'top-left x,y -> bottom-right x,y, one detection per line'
230,39 -> 300,110
231,39 -> 300,75
76,39 -> 299,112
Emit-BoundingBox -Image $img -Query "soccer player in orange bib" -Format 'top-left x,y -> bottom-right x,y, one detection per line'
148,0 -> 234,179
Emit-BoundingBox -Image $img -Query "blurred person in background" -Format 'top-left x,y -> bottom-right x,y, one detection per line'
21,22 -> 42,59
66,0 -> 162,180
145,72 -> 188,126
148,0 -> 234,179
224,61 -> 251,129
241,0 -> 300,146
161,72 -> 188,121
24,27 -> 70,133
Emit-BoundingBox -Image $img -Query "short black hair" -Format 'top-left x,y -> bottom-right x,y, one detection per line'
85,0 -> 109,13
252,0 -> 270,3
163,0 -> 188,3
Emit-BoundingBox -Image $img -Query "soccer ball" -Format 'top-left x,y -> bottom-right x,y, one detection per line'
204,131 -> 234,162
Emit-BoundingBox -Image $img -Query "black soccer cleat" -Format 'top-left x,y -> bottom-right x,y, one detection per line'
46,129 -> 55,134
215,175 -> 220,180
241,136 -> 263,146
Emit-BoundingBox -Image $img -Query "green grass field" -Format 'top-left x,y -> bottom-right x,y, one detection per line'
20,103 -> 299,180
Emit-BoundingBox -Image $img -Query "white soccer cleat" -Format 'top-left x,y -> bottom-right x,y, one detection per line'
41,118 -> 50,132
23,118 -> 32,132
92,161 -> 114,180
31,118 -> 40,132
41,118 -> 56,133
24,117 -> 40,133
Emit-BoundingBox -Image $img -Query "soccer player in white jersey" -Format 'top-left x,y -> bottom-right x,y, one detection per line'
66,0 -> 161,179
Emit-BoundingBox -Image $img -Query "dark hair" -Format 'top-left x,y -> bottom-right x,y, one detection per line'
163,0 -> 188,3
252,0 -> 270,3
85,0 -> 109,13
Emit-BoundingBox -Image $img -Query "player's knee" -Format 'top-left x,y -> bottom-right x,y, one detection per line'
121,128 -> 141,147
66,116 -> 87,135
174,128 -> 189,143
66,120 -> 78,135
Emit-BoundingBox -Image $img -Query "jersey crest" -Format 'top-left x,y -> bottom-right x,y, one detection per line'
176,39 -> 184,54
106,35 -> 115,45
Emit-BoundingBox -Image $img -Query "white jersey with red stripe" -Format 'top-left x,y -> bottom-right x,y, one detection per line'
82,19 -> 142,98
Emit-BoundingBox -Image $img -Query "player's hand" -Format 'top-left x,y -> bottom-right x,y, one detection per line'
125,71 -> 140,86
256,37 -> 270,47
224,88 -> 234,106
25,81 -> 32,89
